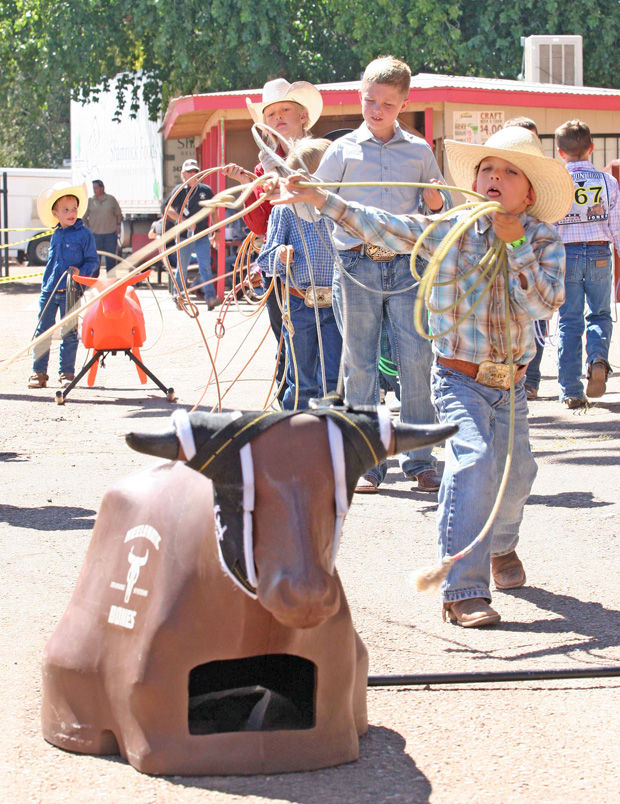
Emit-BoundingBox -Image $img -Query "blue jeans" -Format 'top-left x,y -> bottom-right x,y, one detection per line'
524,320 -> 548,390
379,318 -> 401,399
282,295 -> 342,410
558,243 -> 613,400
334,251 -> 436,483
175,233 -> 215,300
32,290 -> 79,375
431,364 -> 537,603
94,232 -> 117,272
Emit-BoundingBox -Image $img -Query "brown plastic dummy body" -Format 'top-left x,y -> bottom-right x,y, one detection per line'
41,412 -> 456,775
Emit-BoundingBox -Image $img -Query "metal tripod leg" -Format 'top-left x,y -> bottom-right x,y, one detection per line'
125,350 -> 176,401
55,350 -> 105,405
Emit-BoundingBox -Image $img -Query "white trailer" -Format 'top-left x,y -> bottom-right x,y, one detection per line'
70,85 -> 196,249
71,92 -> 163,219
0,166 -> 71,265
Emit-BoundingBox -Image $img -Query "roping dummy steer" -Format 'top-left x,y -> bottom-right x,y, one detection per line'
41,401 -> 457,775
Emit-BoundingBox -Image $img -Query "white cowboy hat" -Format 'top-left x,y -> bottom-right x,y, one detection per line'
444,127 -> 574,223
37,181 -> 88,229
246,79 -> 323,129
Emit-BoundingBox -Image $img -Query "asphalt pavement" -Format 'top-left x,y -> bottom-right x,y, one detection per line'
1,274 -> 618,803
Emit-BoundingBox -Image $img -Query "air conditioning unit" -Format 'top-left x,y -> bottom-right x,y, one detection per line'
521,35 -> 583,86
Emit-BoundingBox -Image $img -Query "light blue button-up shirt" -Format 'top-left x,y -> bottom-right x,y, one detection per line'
314,121 -> 445,249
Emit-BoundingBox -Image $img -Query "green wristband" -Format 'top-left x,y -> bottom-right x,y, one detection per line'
508,235 -> 527,250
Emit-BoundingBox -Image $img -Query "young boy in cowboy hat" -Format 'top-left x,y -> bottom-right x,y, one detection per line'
223,78 -> 323,235
256,137 -> 341,410
223,78 -> 323,403
28,182 -> 99,389
273,126 -> 573,627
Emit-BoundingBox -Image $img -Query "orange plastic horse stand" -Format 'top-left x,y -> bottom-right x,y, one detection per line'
56,270 -> 175,405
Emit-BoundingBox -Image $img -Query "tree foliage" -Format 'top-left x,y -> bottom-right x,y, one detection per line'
1,0 -> 618,166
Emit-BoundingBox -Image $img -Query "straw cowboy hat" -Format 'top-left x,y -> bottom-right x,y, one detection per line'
37,181 -> 88,229
444,127 -> 574,223
246,79 -> 323,129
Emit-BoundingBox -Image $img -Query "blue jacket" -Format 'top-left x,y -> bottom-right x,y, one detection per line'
41,219 -> 99,293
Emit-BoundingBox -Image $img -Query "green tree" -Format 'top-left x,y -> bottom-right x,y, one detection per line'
456,0 -> 619,87
1,0 -> 618,166
0,76 -> 69,167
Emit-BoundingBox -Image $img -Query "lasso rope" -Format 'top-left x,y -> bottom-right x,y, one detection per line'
1,175 -> 275,372
3,154 -> 534,591
285,177 -> 525,592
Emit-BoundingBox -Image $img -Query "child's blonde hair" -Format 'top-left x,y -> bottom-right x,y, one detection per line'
361,56 -> 411,98
285,137 -> 331,174
555,119 -> 592,157
51,194 -> 79,212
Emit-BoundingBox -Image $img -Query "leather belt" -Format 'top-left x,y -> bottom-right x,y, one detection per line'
287,285 -> 305,299
566,240 -> 609,247
347,244 -> 398,262
437,356 -> 528,389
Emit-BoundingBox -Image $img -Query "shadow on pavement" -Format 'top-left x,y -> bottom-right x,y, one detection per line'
0,504 -> 96,531
94,724 -> 432,803
493,586 -> 620,657
527,490 -> 613,508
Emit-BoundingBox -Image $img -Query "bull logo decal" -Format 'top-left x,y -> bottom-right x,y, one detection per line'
107,524 -> 163,629
124,547 -> 149,603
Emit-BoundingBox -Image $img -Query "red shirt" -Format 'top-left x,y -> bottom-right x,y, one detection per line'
242,145 -> 286,235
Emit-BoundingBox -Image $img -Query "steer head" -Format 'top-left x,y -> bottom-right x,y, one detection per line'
126,403 -> 456,629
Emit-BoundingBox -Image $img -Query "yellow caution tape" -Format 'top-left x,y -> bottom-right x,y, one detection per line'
0,270 -> 44,283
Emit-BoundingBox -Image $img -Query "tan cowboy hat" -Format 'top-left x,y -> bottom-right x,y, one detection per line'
246,79 -> 323,129
37,181 -> 88,228
444,127 -> 574,223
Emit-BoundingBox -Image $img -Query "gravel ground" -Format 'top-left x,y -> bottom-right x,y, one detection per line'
1,274 -> 619,803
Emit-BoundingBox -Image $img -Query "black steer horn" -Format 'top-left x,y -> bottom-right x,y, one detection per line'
126,409 -> 457,476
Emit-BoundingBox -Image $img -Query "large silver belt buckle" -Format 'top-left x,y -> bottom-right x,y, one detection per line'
365,244 -> 397,262
475,361 -> 511,390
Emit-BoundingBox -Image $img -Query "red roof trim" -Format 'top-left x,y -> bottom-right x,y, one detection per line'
164,82 -> 620,138
408,86 -> 620,110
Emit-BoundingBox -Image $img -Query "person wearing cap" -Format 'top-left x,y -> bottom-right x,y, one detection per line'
272,126 -> 573,627
222,78 -> 323,402
28,182 -> 99,389
82,180 -> 123,272
165,159 -> 217,309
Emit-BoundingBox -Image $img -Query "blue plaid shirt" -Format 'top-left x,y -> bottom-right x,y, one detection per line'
257,204 -> 336,289
320,193 -> 566,365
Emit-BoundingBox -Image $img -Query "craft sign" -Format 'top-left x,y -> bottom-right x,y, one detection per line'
453,111 -> 505,144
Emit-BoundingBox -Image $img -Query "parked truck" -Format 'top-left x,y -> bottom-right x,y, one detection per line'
0,167 -> 71,267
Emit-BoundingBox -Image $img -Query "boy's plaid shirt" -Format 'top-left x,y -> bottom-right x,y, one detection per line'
257,204 -> 336,289
554,161 -> 620,252
320,192 -> 566,365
